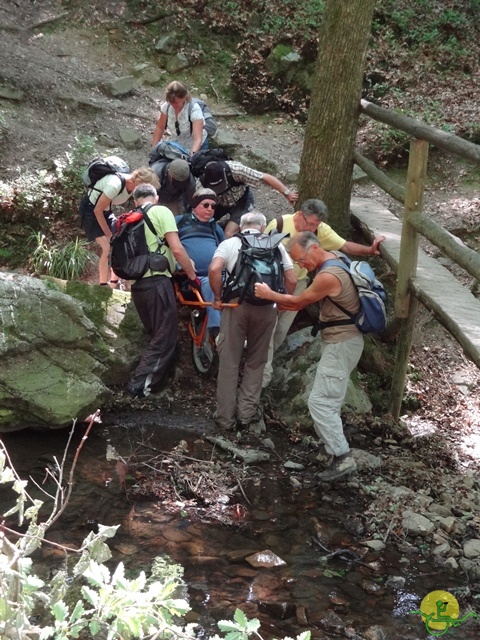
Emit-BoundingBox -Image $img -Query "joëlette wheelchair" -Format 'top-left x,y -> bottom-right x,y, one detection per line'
173,273 -> 237,376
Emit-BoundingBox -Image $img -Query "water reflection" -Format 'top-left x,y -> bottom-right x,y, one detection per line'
1,418 -> 478,639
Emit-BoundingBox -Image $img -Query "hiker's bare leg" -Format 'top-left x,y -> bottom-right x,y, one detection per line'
95,235 -> 111,284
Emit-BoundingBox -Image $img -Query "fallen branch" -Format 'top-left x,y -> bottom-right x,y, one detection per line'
210,82 -> 220,103
312,537 -> 372,568
127,10 -> 173,25
205,435 -> 270,464
29,11 -> 70,30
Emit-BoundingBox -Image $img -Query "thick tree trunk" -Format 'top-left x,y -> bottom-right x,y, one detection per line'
298,0 -> 375,237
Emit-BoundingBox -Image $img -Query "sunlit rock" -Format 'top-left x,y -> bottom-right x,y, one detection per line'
245,550 -> 286,568
401,510 -> 435,537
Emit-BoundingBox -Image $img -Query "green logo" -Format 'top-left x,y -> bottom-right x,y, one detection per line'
410,590 -> 477,636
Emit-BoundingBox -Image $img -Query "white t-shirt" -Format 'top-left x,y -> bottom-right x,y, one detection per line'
213,230 -> 294,274
161,100 -> 207,150
88,174 -> 129,208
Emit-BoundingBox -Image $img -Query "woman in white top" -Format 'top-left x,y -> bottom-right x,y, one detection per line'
79,167 -> 159,286
152,80 -> 207,154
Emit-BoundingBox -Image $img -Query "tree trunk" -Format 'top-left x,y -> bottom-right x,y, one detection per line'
298,0 -> 375,237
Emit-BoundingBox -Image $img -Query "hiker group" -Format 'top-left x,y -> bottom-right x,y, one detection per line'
79,79 -> 386,482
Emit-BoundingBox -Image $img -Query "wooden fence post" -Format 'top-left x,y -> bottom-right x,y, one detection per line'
390,139 -> 429,420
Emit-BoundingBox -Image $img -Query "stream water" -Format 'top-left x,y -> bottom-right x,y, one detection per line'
1,412 -> 477,640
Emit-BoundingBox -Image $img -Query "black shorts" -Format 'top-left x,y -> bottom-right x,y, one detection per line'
79,194 -> 113,242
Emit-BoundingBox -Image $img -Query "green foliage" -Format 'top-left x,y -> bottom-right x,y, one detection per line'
373,0 -> 476,68
216,609 -> 310,640
0,135 -> 96,224
255,0 -> 324,36
55,134 -> 97,197
29,231 -> 96,280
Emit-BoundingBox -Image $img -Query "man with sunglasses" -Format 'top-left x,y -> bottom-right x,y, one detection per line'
262,199 -> 385,388
176,189 -> 225,339
254,232 -> 364,482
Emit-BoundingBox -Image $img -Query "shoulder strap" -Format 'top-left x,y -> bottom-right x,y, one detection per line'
311,253 -> 359,334
275,215 -> 284,233
176,213 -> 191,230
211,220 -> 223,246
188,100 -> 193,135
223,162 -> 242,188
140,204 -> 167,248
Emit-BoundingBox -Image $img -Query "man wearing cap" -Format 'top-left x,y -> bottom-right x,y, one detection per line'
198,160 -> 297,238
175,188 -> 225,339
262,199 -> 385,388
152,158 -> 196,214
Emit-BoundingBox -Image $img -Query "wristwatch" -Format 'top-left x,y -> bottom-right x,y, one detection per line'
282,188 -> 291,196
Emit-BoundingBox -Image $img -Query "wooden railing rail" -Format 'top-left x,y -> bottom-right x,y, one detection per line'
359,99 -> 480,164
351,100 -> 480,419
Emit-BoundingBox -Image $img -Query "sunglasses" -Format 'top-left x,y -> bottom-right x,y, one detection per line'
175,120 -> 181,136
200,201 -> 216,210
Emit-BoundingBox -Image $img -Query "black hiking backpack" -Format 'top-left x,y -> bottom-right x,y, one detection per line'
222,231 -> 288,305
109,204 -> 170,280
82,156 -> 130,191
190,148 -> 232,178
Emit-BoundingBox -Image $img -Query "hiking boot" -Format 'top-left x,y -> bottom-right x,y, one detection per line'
316,452 -> 357,482
315,450 -> 334,467
237,407 -> 263,428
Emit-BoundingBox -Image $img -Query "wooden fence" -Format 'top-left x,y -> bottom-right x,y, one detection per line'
352,99 -> 480,420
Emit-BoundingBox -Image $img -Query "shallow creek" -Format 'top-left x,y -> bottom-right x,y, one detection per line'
1,412 -> 476,640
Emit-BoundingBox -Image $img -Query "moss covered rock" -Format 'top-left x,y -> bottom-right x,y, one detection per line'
0,272 -> 145,432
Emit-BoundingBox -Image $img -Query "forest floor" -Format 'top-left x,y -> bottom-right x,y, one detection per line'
1,0 -> 480,569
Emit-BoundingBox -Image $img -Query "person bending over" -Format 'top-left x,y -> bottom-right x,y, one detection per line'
255,231 -> 364,482
79,166 -> 159,287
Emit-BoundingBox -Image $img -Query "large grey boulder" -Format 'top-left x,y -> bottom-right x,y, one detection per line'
268,327 -> 372,427
0,272 -> 144,432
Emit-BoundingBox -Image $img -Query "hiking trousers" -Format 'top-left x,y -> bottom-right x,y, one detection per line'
308,334 -> 364,457
128,275 -> 177,397
216,302 -> 277,429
